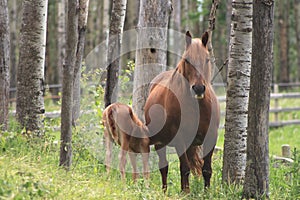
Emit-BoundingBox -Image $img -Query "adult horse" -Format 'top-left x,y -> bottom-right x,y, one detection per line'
144,31 -> 220,192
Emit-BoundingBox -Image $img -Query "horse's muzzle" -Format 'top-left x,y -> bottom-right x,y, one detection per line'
192,85 -> 205,99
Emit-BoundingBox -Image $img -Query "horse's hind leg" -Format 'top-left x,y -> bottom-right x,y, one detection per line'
155,144 -> 168,192
202,147 -> 214,188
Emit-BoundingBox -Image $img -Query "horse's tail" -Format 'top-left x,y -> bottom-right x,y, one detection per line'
186,146 -> 204,177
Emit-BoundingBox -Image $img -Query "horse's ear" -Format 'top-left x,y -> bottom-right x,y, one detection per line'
201,31 -> 209,47
186,31 -> 192,49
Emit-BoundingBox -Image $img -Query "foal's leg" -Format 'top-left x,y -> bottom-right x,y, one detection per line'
175,146 -> 190,193
119,138 -> 129,180
104,133 -> 113,174
141,147 -> 150,180
155,144 -> 168,192
129,152 -> 138,181
202,147 -> 214,188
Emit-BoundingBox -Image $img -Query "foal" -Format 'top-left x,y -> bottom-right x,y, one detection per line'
102,103 -> 150,181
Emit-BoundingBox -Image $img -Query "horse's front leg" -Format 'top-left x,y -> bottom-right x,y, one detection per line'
155,144 -> 168,192
175,146 -> 190,193
202,147 -> 214,188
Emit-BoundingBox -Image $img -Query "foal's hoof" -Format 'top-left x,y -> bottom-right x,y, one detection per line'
182,187 -> 190,193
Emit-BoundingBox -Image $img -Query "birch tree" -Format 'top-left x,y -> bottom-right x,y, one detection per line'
243,0 -> 274,198
222,0 -> 252,184
16,0 -> 48,133
133,0 -> 173,120
104,0 -> 127,108
0,0 -> 10,131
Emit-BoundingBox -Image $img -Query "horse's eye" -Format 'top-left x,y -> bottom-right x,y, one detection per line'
184,58 -> 190,64
206,58 -> 210,64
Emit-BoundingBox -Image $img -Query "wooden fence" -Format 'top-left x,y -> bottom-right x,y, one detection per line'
8,83 -> 300,128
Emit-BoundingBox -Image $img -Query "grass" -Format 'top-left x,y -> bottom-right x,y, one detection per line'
1,83 -> 299,199
1,121 -> 300,199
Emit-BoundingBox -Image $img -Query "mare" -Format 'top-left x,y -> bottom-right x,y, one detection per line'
103,103 -> 150,181
144,31 -> 220,192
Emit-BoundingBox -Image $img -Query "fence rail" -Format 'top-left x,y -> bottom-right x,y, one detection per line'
8,83 -> 300,128
218,92 -> 300,128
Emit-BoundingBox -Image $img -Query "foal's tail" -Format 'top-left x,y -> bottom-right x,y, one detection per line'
187,146 -> 204,177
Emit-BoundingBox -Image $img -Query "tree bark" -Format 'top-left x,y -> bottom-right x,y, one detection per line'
8,0 -> 17,91
132,0 -> 172,120
72,0 -> 89,125
243,0 -> 274,198
60,0 -> 78,170
56,0 -> 66,93
222,0 -> 252,184
278,1 -> 289,85
295,0 -> 300,82
104,0 -> 127,108
0,0 -> 10,131
16,0 -> 48,134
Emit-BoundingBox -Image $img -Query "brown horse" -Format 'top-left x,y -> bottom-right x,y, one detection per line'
144,31 -> 220,192
103,103 -> 150,181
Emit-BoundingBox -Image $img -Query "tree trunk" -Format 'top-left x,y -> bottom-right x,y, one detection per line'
243,0 -> 274,198
60,0 -> 78,170
222,0 -> 252,184
0,0 -> 10,131
56,0 -> 66,95
167,0 -> 181,70
121,0 -> 139,65
45,1 -> 57,98
72,0 -> 89,125
207,0 -> 220,80
132,0 -> 172,120
278,1 -> 289,86
104,0 -> 127,108
9,0 -> 17,91
101,0 -> 110,43
16,0 -> 48,134
295,0 -> 300,82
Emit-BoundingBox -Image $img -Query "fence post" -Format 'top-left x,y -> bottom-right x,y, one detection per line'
281,144 -> 291,158
274,84 -> 279,123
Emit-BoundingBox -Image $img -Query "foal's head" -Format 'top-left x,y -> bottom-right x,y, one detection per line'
177,31 -> 211,100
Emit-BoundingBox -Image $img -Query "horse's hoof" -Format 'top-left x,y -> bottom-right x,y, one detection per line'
162,185 -> 167,193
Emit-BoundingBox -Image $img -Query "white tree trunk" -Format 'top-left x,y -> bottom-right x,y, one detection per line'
16,0 -> 48,133
222,0 -> 252,183
0,0 -> 10,131
133,0 -> 172,120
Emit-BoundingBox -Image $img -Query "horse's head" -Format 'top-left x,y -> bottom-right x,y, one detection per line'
177,31 -> 211,100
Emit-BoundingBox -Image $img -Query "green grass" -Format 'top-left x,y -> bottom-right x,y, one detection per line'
1,122 -> 300,199
2,86 -> 299,199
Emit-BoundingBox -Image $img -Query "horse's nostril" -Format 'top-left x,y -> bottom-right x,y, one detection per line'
192,85 -> 205,95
